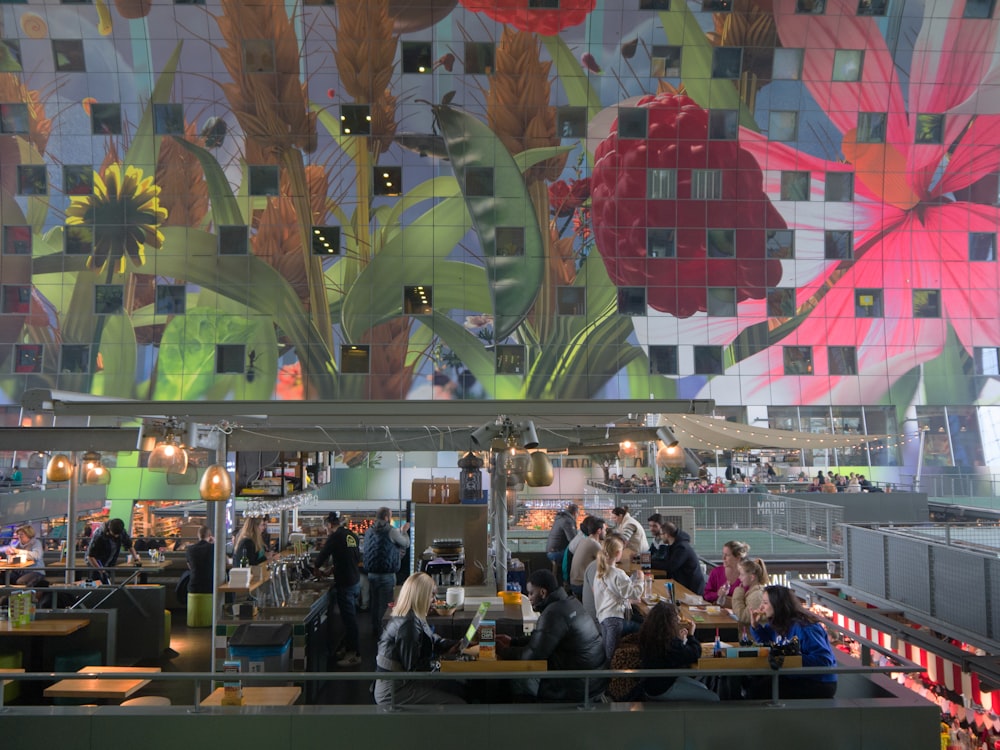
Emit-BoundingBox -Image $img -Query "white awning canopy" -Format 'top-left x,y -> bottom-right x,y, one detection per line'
657,414 -> 884,452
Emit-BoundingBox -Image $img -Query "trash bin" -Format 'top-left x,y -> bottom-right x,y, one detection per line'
227,623 -> 292,686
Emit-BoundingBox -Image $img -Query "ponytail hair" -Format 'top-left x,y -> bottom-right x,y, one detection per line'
741,557 -> 768,586
597,536 -> 624,578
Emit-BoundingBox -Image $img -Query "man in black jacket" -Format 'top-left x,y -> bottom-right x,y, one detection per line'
314,512 -> 362,667
663,522 -> 705,595
496,569 -> 606,701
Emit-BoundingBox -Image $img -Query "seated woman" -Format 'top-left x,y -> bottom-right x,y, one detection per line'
731,557 -> 768,629
373,572 -> 464,706
749,585 -> 837,699
635,602 -> 718,701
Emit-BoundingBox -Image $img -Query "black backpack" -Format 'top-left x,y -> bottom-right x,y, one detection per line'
363,525 -> 400,574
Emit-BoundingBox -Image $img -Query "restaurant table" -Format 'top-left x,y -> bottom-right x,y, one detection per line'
0,560 -> 33,585
642,580 -> 740,641
43,665 -> 161,702
200,685 -> 302,706
439,658 -> 548,673
48,560 -> 171,616
0,618 -> 90,637
695,642 -> 803,671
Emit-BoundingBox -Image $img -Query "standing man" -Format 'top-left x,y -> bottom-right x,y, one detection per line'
314,512 -> 362,667
546,502 -> 579,583
363,506 -> 409,637
185,525 -> 214,595
86,518 -> 139,583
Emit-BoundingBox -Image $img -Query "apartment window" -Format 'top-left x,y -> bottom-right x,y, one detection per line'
340,104 -> 371,135
17,165 -> 46,196
640,0 -> 671,8
63,165 -> 93,195
825,172 -> 854,202
913,289 -> 941,318
216,344 -> 246,374
248,165 -> 279,196
647,169 -> 677,199
783,346 -> 813,375
708,109 -> 738,140
311,226 -> 340,256
464,42 -> 495,74
1,40 -> 20,68
964,0 -> 995,18
647,228 -> 675,258
52,39 -> 85,72
691,169 -> 723,200
693,345 -> 724,375
496,344 -> 525,375
702,0 -> 732,11
403,285 -> 432,315
218,225 -> 248,255
857,0 -> 887,14
0,103 -> 27,133
857,112 -> 887,143
2,285 -> 30,314
780,171 -> 810,201
707,229 -> 735,257
618,108 -> 647,139
769,111 -> 798,141
829,346 -> 858,375
557,107 -> 587,138
341,345 -> 370,374
557,286 -> 585,316
65,226 -> 92,256
969,232 -> 997,261
463,166 -> 494,197
824,230 -> 853,260
94,284 -> 124,315
3,225 -> 31,255
915,113 -> 944,145
91,103 -> 121,135
855,289 -> 883,317
832,50 -> 863,82
617,287 -> 646,316
974,347 -> 1000,375
496,227 -> 524,257
60,344 -> 90,374
650,45 -> 681,77
153,103 -> 184,135
155,285 -> 186,315
243,40 -> 275,72
707,287 -> 736,317
712,47 -> 742,79
374,166 -> 402,196
766,230 -> 794,259
773,48 -> 803,80
529,0 -> 559,7
649,345 -> 678,375
767,288 -> 796,317
796,0 -> 825,12
401,42 -> 433,74
14,344 -> 42,374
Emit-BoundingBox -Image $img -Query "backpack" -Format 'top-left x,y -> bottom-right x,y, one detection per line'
363,525 -> 400,574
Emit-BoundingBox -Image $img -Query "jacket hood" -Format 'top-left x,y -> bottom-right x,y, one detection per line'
673,529 -> 693,544
535,586 -> 569,613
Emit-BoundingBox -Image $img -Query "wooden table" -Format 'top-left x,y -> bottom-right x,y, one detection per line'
439,658 -> 548,673
0,560 -> 33,584
200,685 -> 302,706
43,665 -> 161,701
0,618 -> 89,636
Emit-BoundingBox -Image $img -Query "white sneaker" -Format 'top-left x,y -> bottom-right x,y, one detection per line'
336,653 -> 361,667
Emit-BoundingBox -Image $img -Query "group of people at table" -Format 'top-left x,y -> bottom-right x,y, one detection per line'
374,504 -> 838,706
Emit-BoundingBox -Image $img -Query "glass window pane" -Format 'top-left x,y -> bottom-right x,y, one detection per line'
773,48 -> 803,80
766,230 -> 794,259
832,50 -> 863,81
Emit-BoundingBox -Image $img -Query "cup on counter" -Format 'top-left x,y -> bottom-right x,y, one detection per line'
446,587 -> 465,607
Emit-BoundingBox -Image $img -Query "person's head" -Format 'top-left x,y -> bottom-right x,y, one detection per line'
722,540 -> 750,568
596,535 -> 625,577
324,511 -> 341,530
526,569 -> 559,610
761,585 -> 819,632
197,525 -> 213,542
376,507 -> 392,523
237,516 -> 264,545
639,601 -> 684,660
106,518 -> 126,538
612,506 -> 628,524
392,572 -> 435,620
15,525 -> 34,542
662,521 -> 679,542
647,513 -> 664,537
566,502 -> 579,517
579,515 -> 601,538
739,557 -> 768,588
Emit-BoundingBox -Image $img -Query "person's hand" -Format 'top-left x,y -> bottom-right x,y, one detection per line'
495,633 -> 512,649
681,617 -> 696,636
401,522 -> 411,534
750,605 -> 766,627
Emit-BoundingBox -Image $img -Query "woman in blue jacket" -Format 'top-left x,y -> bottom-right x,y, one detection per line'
750,585 -> 837,699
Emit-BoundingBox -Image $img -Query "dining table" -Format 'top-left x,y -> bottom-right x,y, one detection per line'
0,618 -> 90,636
0,559 -> 34,585
200,685 -> 302,706
439,658 -> 548,673
43,665 -> 161,702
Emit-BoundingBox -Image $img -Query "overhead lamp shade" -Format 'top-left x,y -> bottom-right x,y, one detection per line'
81,451 -> 102,474
525,450 -> 554,487
199,464 -> 232,502
147,438 -> 188,474
46,453 -> 73,482
85,465 -> 111,485
518,420 -> 539,450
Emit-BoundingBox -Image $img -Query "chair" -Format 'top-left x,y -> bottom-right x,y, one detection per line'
186,592 -> 213,627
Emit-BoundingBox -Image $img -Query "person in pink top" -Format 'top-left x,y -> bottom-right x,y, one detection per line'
703,540 -> 749,605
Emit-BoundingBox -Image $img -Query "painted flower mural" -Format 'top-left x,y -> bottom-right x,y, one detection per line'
723,0 -> 1000,405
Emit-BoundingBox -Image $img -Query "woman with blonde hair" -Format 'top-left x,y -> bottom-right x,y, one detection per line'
373,572 -> 464,705
593,535 -> 644,663
233,516 -> 270,566
1,525 -> 44,586
731,557 -> 769,627
703,539 -> 750,605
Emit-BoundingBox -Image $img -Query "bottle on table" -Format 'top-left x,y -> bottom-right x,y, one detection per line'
713,629 -> 723,657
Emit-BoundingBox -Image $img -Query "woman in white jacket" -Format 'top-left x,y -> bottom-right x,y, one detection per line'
612,506 -> 649,556
593,535 -> 645,664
